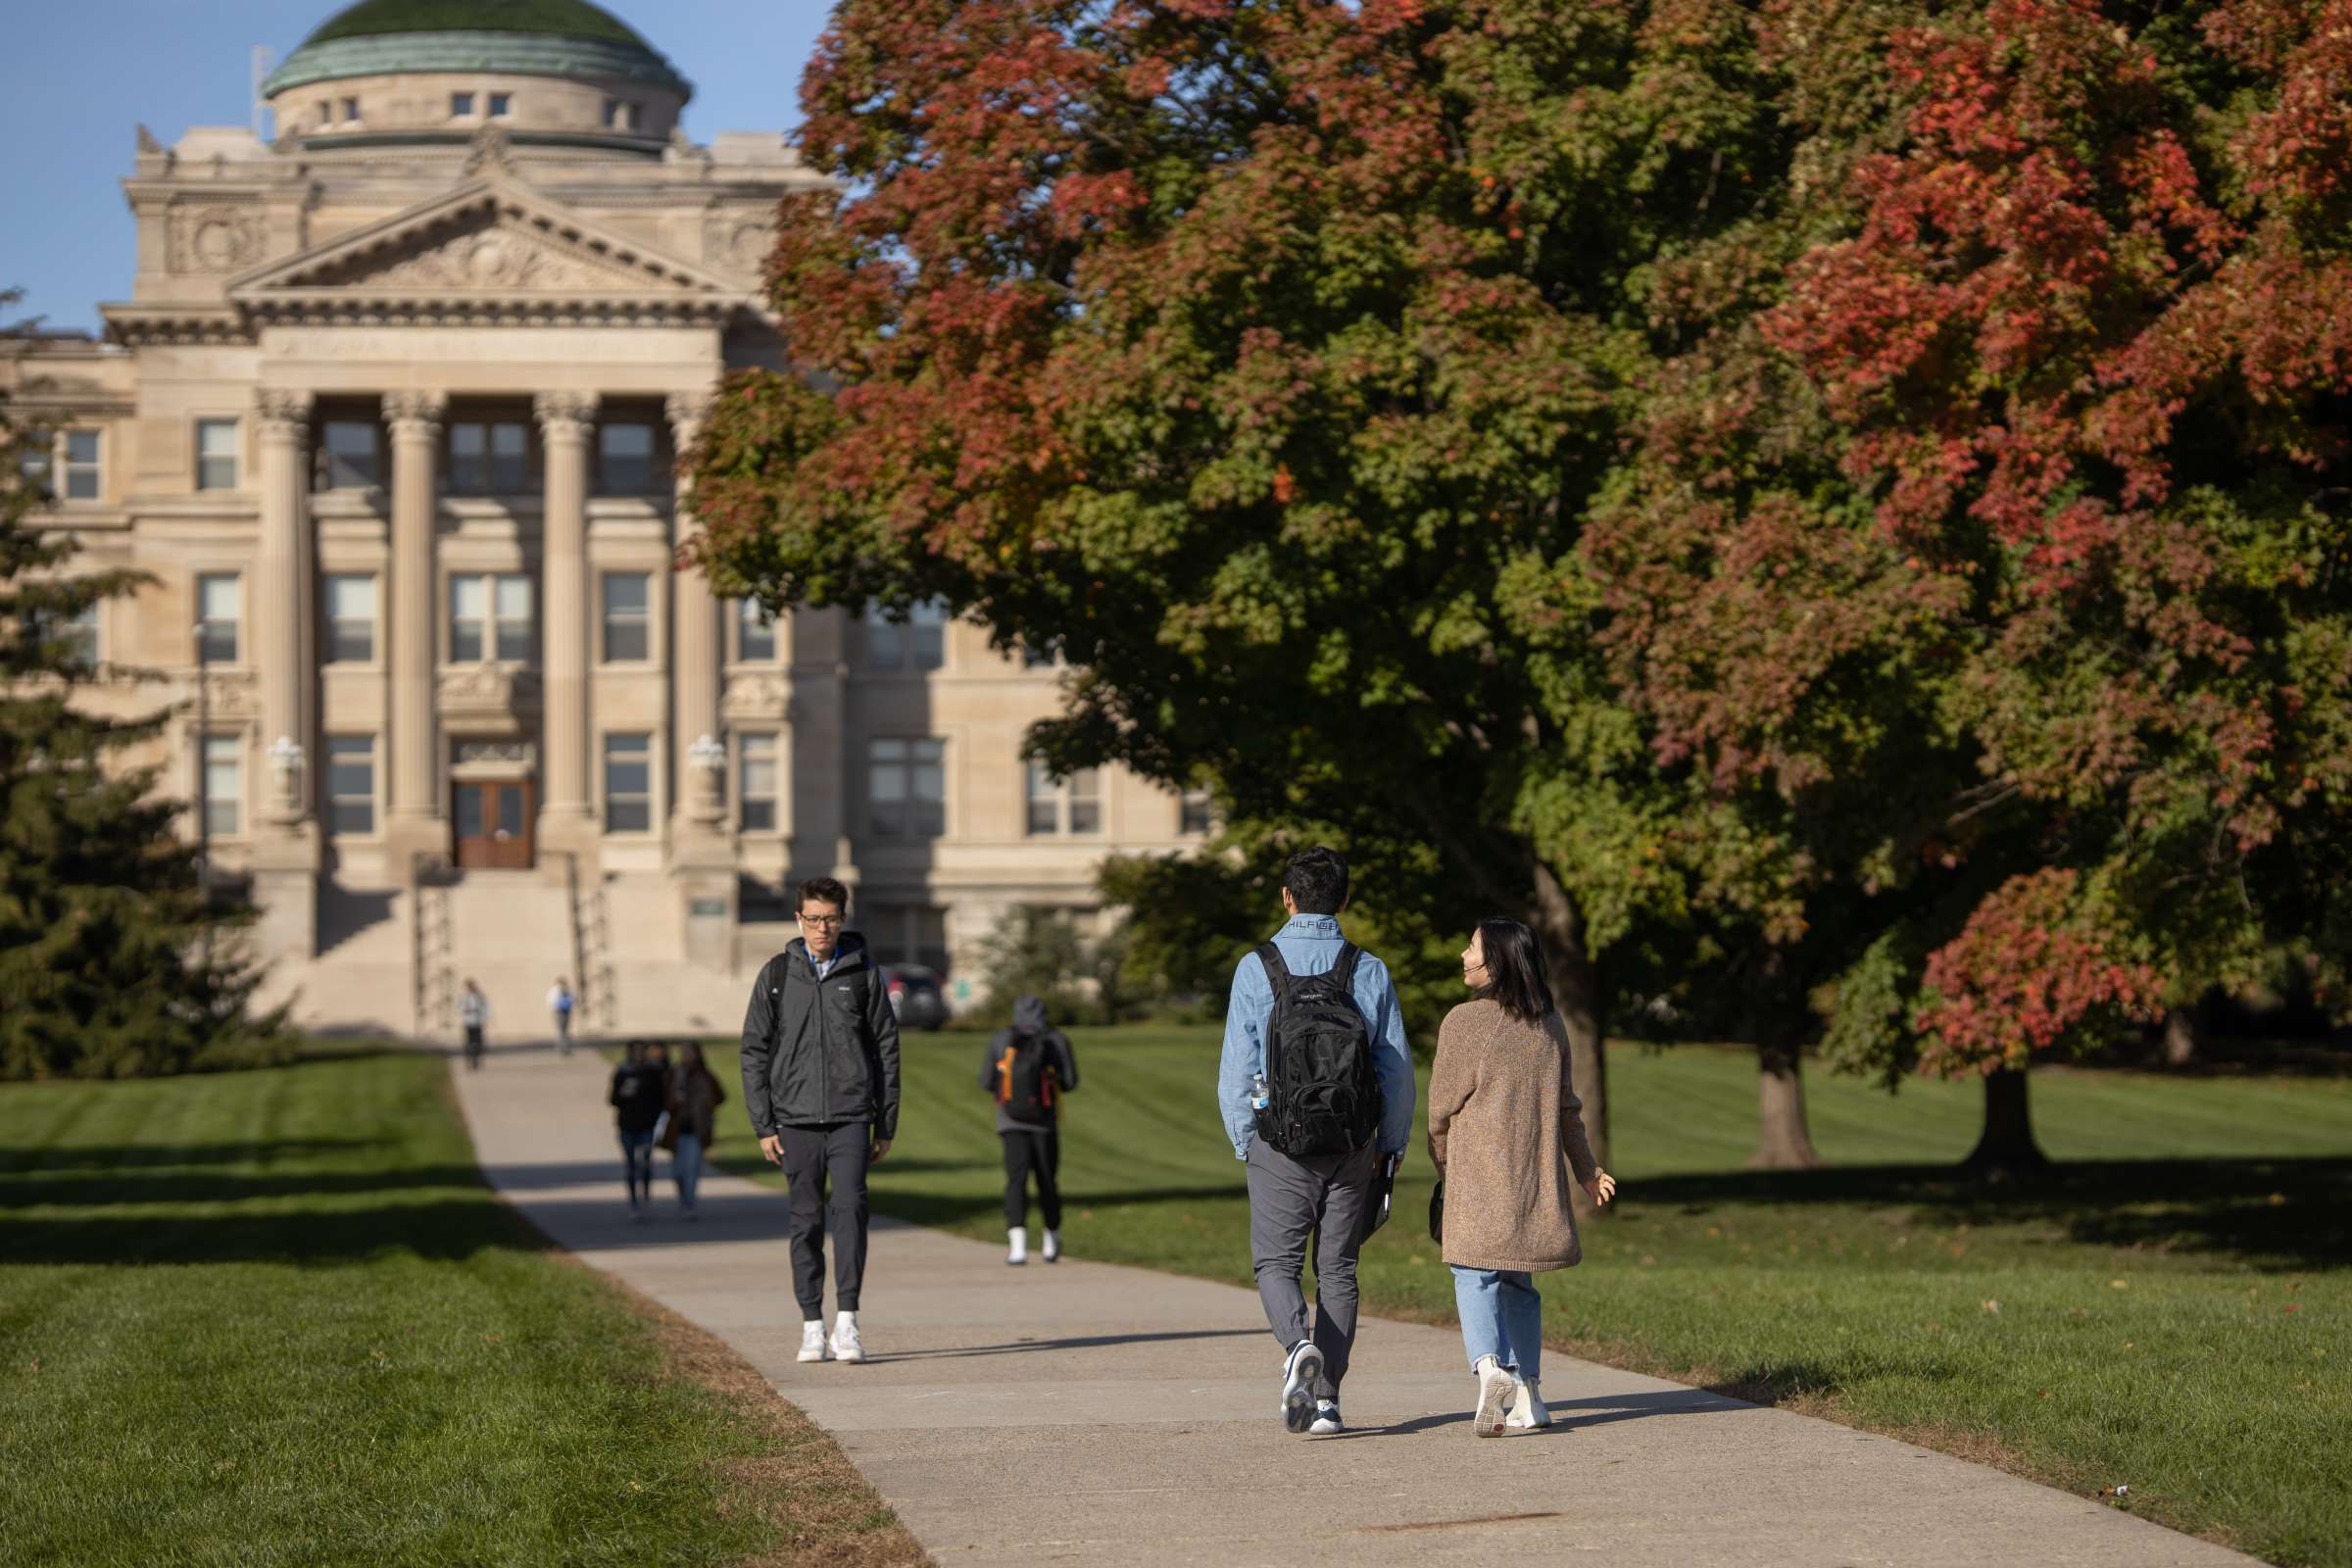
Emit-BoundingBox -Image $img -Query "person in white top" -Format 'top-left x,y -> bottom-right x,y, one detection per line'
548,977 -> 575,1056
459,979 -> 489,1071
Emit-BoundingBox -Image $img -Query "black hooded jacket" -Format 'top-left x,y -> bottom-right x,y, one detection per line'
741,933 -> 902,1139
978,995 -> 1079,1134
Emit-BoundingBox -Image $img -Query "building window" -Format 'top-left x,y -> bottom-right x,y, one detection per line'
323,573 -> 376,663
195,573 -> 240,663
601,572 -> 651,662
59,603 -> 99,672
603,98 -> 637,130
448,420 -> 530,494
864,598 -> 946,671
1180,789 -> 1214,836
341,97 -> 361,123
450,572 -> 531,662
195,419 -> 238,491
1021,640 -> 1057,669
1026,761 -> 1102,835
739,732 -> 778,831
866,905 -> 952,975
868,738 -> 946,837
326,735 -> 376,835
319,419 -> 380,489
202,734 -> 241,837
603,733 -> 652,832
597,421 -> 658,493
737,598 -> 776,662
61,430 -> 100,501
450,92 -> 474,118
489,92 -> 512,118
315,101 -> 331,127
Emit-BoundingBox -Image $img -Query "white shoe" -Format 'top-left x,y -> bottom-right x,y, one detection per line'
1042,1229 -> 1060,1263
1473,1355 -> 1512,1437
830,1312 -> 865,1364
1504,1373 -> 1551,1429
1280,1341 -> 1324,1433
1309,1399 -> 1344,1435
796,1321 -> 831,1363
1007,1228 -> 1028,1265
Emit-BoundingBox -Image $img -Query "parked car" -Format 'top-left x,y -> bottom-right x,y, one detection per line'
882,964 -> 948,1031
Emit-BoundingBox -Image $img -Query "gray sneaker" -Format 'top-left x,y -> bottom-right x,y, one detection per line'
1309,1399 -> 1344,1435
1279,1341 -> 1324,1433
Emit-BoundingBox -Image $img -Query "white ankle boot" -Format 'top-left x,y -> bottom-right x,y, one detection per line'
1504,1373 -> 1551,1428
1041,1228 -> 1060,1263
1006,1227 -> 1028,1265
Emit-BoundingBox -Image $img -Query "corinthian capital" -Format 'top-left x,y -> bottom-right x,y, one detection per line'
664,388 -> 714,445
382,390 -> 449,437
252,388 -> 314,439
533,390 -> 599,438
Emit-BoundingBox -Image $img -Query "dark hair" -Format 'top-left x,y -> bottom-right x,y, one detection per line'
797,875 -> 850,915
1475,917 -> 1555,1024
1284,846 -> 1349,915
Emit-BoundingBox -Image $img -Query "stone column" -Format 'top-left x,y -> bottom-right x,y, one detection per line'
535,390 -> 598,866
253,388 -> 315,817
382,391 -> 448,875
249,388 -> 318,960
665,391 -> 721,834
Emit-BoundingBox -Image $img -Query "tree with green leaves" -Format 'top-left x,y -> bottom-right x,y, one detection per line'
2,320 -> 286,1079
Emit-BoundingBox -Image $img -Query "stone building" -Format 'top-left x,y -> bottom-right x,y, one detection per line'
5,0 -> 1206,1036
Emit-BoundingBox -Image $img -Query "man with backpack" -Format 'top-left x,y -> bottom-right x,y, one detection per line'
979,995 -> 1080,1265
1218,846 -> 1414,1436
740,875 -> 902,1366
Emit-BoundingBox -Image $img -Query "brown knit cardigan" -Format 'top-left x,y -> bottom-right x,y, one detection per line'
1426,999 -> 1601,1273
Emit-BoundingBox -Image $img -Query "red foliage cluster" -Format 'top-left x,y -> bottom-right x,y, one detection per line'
1915,869 -> 2164,1071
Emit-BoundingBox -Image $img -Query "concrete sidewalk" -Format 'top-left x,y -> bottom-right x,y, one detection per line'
449,1043 -> 2259,1567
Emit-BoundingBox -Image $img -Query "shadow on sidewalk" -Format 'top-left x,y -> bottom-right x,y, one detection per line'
867,1328 -> 1263,1363
1320,1388 -> 1748,1441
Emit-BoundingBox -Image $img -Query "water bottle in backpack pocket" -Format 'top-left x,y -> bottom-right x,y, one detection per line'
1251,940 -> 1381,1157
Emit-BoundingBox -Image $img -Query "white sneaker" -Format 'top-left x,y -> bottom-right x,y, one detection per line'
1473,1355 -> 1512,1438
1504,1373 -> 1551,1429
1007,1228 -> 1028,1265
1309,1399 -> 1344,1435
796,1321 -> 831,1363
830,1312 -> 865,1364
1042,1229 -> 1060,1263
1280,1341 -> 1324,1433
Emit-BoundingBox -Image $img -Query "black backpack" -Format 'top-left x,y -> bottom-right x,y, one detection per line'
1253,941 -> 1381,1157
993,1034 -> 1059,1123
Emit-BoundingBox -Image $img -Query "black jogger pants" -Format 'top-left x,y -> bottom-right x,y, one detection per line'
779,1121 -> 872,1318
1001,1129 -> 1061,1230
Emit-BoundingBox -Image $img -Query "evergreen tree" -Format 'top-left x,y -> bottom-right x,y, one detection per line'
2,313 -> 288,1078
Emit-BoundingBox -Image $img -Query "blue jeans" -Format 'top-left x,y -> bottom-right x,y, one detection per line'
672,1133 -> 705,1209
1450,1266 -> 1543,1381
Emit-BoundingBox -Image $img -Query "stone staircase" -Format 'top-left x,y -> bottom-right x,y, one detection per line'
262,870 -> 758,1044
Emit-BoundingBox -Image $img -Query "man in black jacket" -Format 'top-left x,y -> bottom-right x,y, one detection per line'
741,875 -> 902,1365
978,995 -> 1079,1265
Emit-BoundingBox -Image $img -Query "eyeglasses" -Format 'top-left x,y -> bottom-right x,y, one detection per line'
799,913 -> 844,928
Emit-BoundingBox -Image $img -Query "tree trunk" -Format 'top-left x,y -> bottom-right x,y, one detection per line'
1745,1038 -> 1823,1168
1958,1066 -> 2051,1183
1530,862 -> 1610,1218
2162,1006 -> 2201,1069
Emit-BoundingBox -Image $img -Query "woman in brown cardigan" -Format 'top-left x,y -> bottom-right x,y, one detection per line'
1427,917 -> 1616,1436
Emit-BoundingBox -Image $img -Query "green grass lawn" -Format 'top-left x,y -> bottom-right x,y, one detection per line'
0,1048 -> 912,1568
708,1028 -> 2352,1567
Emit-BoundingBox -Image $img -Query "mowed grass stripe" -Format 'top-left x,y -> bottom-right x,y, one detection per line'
703,1027 -> 2347,1565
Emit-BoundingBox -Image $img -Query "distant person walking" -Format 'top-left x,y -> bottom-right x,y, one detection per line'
664,1042 -> 726,1220
610,1039 -> 668,1220
741,876 -> 902,1366
459,979 -> 489,1070
548,977 -> 575,1056
980,995 -> 1079,1265
1428,917 -> 1616,1437
1218,846 -> 1414,1436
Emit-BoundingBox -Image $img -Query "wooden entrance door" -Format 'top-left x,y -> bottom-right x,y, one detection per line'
454,778 -> 535,869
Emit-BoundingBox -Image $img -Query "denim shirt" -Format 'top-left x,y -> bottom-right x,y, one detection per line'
1217,913 -> 1414,1160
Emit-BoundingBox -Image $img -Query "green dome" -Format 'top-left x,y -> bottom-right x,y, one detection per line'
262,0 -> 690,100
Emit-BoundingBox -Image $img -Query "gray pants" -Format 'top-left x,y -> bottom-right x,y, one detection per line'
1246,1138 -> 1378,1400
780,1121 -> 871,1318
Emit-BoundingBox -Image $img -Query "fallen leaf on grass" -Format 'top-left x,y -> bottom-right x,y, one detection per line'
2284,1303 -> 2303,1314
1981,1300 -> 2000,1315
2109,1278 -> 2130,1290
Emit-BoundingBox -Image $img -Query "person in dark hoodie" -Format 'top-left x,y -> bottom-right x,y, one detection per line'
740,876 -> 902,1366
979,995 -> 1080,1265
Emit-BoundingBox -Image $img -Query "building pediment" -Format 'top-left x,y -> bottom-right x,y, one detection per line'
224,178 -> 754,326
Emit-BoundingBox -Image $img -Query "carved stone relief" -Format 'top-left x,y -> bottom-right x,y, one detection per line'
705,210 -> 773,272
437,663 -> 543,716
347,216 -> 647,292
721,670 -> 791,721
169,204 -> 267,273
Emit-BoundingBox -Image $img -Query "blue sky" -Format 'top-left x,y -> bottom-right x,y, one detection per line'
0,2 -> 835,333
